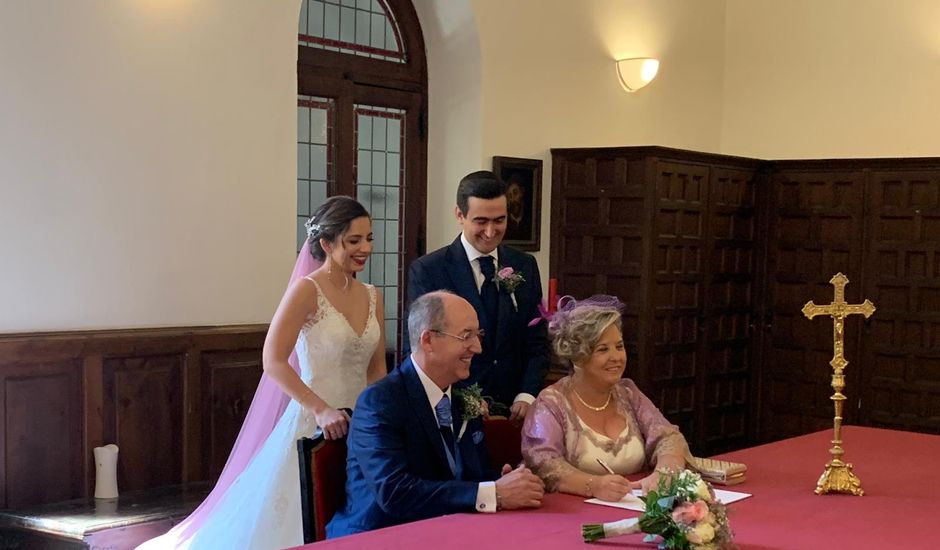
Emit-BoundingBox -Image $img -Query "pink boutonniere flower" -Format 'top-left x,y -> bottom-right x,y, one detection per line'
493,265 -> 525,311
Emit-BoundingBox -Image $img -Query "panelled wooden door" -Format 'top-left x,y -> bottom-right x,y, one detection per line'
551,148 -> 762,456
648,161 -> 710,449
701,167 -> 760,452
550,154 -> 648,376
759,166 -> 867,443
860,168 -> 940,433
648,161 -> 760,454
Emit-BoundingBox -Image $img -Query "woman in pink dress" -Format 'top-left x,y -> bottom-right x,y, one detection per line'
521,295 -> 690,502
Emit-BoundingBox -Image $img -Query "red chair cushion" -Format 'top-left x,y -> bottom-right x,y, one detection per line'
311,438 -> 348,541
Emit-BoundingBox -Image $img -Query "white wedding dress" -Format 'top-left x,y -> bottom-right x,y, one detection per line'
162,279 -> 379,549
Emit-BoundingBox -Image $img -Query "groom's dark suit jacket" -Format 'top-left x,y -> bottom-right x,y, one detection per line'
404,237 -> 550,406
326,358 -> 496,538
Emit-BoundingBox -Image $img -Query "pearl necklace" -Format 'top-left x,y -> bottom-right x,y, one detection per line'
572,387 -> 612,412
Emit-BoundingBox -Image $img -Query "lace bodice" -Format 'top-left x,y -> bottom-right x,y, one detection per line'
294,278 -> 380,410
521,376 -> 690,491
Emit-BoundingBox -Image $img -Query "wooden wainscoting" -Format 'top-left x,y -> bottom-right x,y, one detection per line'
551,147 -> 940,454
0,326 -> 266,509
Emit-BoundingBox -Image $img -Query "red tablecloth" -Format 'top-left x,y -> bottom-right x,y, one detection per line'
298,426 -> 940,549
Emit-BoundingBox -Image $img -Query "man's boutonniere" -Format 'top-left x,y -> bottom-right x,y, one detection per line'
452,383 -> 486,441
493,266 -> 525,311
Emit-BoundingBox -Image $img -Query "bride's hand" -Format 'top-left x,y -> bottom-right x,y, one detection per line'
314,407 -> 350,440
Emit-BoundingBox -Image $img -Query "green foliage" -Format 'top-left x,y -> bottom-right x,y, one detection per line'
453,383 -> 485,422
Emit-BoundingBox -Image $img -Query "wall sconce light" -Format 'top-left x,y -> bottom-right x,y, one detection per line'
616,58 -> 659,92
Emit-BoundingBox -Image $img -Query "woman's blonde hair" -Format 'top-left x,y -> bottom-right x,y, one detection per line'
548,295 -> 625,367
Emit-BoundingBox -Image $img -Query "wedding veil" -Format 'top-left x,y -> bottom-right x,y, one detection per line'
137,239 -> 321,547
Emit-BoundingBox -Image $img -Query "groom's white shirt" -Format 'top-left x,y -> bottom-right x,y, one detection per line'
411,355 -> 497,513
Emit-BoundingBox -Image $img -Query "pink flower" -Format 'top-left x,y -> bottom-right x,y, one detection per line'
671,500 -> 708,524
497,267 -> 515,278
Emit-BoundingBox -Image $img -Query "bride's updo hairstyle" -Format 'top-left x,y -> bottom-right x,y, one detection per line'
304,196 -> 371,262
548,295 -> 626,369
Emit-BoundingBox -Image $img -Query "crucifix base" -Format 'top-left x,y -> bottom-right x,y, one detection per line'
815,458 -> 864,496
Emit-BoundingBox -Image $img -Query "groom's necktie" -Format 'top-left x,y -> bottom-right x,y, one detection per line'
478,256 -> 498,339
435,395 -> 458,475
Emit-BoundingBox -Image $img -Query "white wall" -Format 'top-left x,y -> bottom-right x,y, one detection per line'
424,0 -> 729,273
0,1 -> 299,332
5,0 -> 939,332
721,0 -> 940,159
412,0 -> 483,251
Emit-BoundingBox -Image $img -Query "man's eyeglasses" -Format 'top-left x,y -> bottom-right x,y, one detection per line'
430,329 -> 485,344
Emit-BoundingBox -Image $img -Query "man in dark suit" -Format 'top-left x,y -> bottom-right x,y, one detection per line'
327,291 -> 544,538
405,171 -> 550,421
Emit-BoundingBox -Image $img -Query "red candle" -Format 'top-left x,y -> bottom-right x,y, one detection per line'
548,278 -> 558,312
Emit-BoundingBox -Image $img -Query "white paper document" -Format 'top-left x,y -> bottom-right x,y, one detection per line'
585,488 -> 752,511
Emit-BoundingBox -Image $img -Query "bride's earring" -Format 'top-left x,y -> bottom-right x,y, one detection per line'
322,241 -> 332,276
338,258 -> 349,290
325,248 -> 349,291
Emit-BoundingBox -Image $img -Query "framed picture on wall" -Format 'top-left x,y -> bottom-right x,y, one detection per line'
492,156 -> 542,251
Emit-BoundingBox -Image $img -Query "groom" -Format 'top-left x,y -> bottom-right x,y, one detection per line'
405,170 -> 550,421
326,291 -> 544,538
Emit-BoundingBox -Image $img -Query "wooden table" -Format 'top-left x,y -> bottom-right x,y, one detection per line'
0,483 -> 210,549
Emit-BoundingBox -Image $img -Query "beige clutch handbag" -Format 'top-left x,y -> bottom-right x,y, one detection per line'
691,456 -> 747,486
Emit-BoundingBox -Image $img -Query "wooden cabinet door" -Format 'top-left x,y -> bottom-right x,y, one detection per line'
0,360 -> 82,508
861,169 -> 940,433
759,168 -> 867,443
649,161 -> 760,455
648,160 -> 710,450
550,154 -> 648,379
103,354 -> 185,492
701,167 -> 760,453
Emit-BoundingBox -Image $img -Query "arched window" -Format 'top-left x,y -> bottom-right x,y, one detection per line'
297,0 -> 427,357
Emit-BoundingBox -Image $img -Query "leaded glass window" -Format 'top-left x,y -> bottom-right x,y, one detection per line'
297,96 -> 335,252
299,0 -> 405,63
354,105 -> 405,350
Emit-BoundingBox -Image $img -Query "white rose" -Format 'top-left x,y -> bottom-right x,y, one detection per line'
690,522 -> 715,544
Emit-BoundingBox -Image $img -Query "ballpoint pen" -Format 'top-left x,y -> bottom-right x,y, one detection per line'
596,458 -> 616,475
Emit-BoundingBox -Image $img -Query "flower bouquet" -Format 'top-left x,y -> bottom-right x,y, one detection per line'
581,470 -> 734,549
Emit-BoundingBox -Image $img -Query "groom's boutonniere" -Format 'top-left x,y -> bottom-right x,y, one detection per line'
493,266 -> 525,311
452,383 -> 486,441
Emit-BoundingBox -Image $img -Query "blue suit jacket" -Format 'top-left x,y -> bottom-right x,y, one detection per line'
326,358 -> 496,538
404,237 -> 550,406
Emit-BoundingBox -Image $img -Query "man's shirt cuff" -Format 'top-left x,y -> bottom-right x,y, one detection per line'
514,393 -> 535,405
476,481 -> 497,513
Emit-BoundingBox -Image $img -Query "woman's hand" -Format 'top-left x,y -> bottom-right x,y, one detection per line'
631,471 -> 662,494
314,407 -> 351,440
591,474 -> 633,502
632,457 -> 686,493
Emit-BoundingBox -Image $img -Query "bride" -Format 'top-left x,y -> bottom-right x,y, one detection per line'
138,196 -> 386,549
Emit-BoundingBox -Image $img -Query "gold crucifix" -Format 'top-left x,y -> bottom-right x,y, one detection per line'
802,272 -> 875,496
